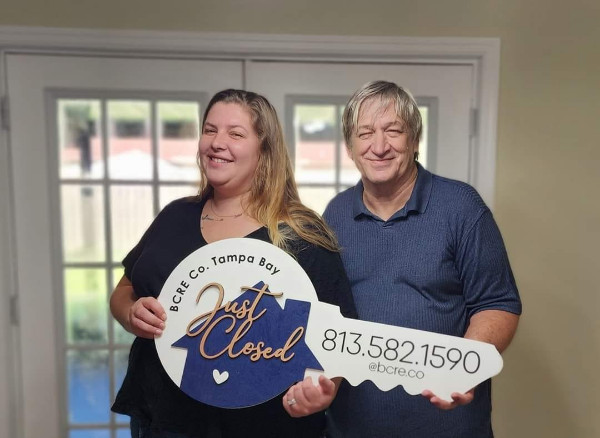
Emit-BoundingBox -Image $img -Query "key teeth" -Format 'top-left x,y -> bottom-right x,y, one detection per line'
338,375 -> 424,396
339,369 -> 502,400
339,375 -> 402,392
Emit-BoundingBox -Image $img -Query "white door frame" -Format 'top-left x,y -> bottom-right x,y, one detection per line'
0,48 -> 23,438
0,26 -> 500,438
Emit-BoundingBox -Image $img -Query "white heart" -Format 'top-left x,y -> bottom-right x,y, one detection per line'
212,369 -> 229,385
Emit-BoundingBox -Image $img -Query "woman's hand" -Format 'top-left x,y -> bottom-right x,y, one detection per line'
127,296 -> 167,339
110,275 -> 166,339
282,375 -> 339,417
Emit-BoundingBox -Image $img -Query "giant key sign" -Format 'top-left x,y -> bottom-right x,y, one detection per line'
155,238 -> 503,408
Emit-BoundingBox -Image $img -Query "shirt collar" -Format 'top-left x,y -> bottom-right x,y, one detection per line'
351,162 -> 432,220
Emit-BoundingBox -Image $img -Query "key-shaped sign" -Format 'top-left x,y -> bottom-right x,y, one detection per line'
156,238 -> 503,408
306,301 -> 502,401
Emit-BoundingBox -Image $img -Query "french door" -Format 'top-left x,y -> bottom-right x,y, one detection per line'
3,53 -> 475,438
5,55 -> 243,438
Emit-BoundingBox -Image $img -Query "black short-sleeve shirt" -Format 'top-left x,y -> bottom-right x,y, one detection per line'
112,197 -> 357,438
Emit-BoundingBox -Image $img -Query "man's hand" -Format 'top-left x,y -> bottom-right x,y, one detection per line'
421,388 -> 475,410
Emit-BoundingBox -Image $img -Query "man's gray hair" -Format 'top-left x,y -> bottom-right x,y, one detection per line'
342,80 -> 422,157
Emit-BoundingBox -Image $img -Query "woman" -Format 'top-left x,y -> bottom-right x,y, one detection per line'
110,89 -> 357,438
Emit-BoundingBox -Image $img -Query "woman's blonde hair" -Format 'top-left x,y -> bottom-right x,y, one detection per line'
197,89 -> 339,252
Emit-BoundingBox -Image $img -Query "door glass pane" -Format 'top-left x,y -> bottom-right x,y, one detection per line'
298,187 -> 337,215
61,185 -> 106,263
110,185 -> 153,263
116,429 -> 131,438
112,267 -> 134,344
114,348 -> 131,424
339,106 -> 361,186
68,350 -> 110,424
419,105 -> 429,168
159,185 -> 198,209
58,100 -> 103,179
108,101 -> 152,180
158,101 -> 200,181
70,430 -> 111,438
64,268 -> 108,345
294,105 -> 336,184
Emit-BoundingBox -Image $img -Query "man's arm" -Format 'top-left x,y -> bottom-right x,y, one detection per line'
464,309 -> 520,353
422,309 -> 520,409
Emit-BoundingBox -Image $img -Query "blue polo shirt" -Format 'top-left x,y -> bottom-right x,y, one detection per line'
324,164 -> 521,437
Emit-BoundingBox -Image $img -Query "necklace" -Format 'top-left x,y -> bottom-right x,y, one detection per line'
208,199 -> 243,219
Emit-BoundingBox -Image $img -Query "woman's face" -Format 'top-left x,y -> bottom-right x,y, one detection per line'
199,102 -> 261,197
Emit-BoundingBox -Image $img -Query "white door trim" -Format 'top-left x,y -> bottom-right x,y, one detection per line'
0,25 -> 500,206
0,48 -> 23,438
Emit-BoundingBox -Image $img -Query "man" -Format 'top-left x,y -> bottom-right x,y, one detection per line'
323,81 -> 521,437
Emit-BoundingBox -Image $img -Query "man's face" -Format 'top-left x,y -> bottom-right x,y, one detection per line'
348,100 -> 418,190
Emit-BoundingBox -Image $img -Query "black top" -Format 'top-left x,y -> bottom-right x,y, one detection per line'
112,197 -> 357,438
